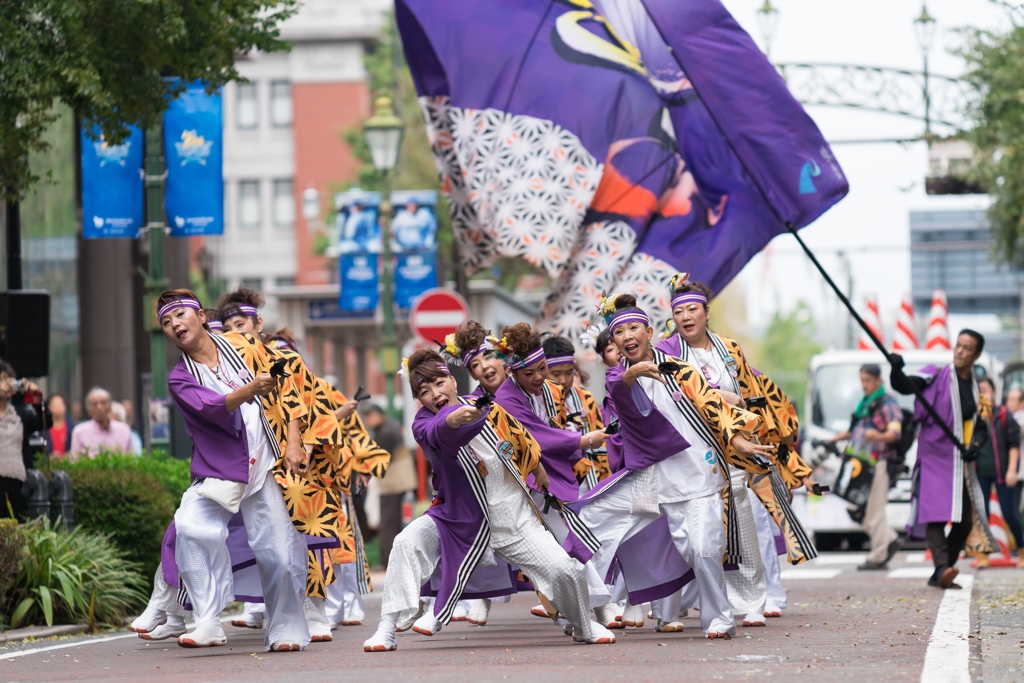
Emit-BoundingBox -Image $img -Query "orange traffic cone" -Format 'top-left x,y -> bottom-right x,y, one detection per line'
858,294 -> 884,350
972,488 -> 1018,568
892,294 -> 919,351
925,290 -> 950,350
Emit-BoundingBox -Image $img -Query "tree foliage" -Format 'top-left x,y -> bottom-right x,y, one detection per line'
960,9 -> 1024,264
0,0 -> 297,200
748,302 -> 823,415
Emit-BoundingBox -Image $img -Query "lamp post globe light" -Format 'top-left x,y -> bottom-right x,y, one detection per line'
914,4 -> 937,136
363,96 -> 405,419
756,0 -> 779,61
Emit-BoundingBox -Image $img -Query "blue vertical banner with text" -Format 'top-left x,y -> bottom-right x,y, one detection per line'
81,125 -> 144,238
164,82 -> 224,236
391,190 -> 439,309
339,253 -> 380,311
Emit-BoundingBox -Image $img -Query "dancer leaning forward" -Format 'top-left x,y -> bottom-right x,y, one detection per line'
573,293 -> 786,639
363,351 -> 617,651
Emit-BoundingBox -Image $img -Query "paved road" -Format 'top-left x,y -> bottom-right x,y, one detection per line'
5,552 -> 1022,683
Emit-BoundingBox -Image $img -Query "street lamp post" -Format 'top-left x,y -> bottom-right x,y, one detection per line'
756,0 -> 779,62
914,5 -> 937,138
363,97 -> 404,420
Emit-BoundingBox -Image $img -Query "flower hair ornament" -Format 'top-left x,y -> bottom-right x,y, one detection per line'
668,272 -> 691,294
398,357 -> 410,379
580,322 -> 606,349
437,333 -> 463,367
485,335 -> 515,365
597,291 -> 617,322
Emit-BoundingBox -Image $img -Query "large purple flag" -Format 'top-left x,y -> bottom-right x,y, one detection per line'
397,0 -> 847,338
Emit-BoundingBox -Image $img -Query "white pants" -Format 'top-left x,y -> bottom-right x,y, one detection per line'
750,486 -> 787,610
146,563 -> 188,618
174,470 -> 310,650
326,562 -> 365,625
723,472 -> 766,617
580,478 -> 735,635
380,514 -> 595,639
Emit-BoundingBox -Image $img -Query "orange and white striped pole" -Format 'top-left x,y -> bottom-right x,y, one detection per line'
858,294 -> 884,350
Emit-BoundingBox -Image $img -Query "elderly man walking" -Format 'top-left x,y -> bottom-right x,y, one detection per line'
70,387 -> 133,459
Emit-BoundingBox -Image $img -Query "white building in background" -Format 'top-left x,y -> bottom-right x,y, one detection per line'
206,0 -> 390,327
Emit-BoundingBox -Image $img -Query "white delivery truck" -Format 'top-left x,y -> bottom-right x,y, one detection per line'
795,347 -> 1003,548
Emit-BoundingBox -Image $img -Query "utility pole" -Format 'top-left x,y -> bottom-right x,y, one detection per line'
379,188 -> 399,420
5,198 -> 21,290
144,123 -> 169,446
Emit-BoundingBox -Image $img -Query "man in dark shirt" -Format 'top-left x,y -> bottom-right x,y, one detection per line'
975,378 -> 1023,567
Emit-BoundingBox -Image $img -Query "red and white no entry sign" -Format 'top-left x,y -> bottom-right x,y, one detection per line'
409,288 -> 470,343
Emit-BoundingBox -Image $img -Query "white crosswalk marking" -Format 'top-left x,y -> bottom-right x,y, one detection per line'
779,568 -> 843,580
920,574 -> 973,683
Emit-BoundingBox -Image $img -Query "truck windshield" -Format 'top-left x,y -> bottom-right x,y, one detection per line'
810,363 -> 923,433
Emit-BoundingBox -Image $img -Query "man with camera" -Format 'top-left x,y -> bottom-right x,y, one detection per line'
831,363 -> 904,570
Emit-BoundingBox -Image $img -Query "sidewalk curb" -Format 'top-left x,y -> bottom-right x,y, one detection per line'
0,623 -> 90,643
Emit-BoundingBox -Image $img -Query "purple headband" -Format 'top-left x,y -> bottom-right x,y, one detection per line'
417,364 -> 452,385
460,340 -> 492,367
546,354 -> 575,368
207,319 -> 223,331
158,298 -> 202,321
238,304 -> 258,317
671,292 -> 707,310
508,346 -> 545,371
609,309 -> 650,333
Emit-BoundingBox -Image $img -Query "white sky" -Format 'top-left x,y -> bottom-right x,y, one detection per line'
718,0 -> 1010,345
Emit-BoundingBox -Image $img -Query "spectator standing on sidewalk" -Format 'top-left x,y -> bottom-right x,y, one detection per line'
70,387 -> 133,459
974,378 -> 1023,568
831,363 -> 904,570
111,401 -> 143,456
363,404 -> 415,570
46,393 -> 74,457
0,361 -> 46,519
1004,388 -> 1024,515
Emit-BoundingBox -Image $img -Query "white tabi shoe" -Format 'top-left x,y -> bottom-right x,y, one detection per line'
230,611 -> 264,629
594,603 -> 624,629
411,612 -> 442,636
396,603 -> 426,633
763,605 -> 782,618
530,603 -> 549,618
270,641 -> 302,652
130,605 -> 166,633
363,628 -> 398,652
177,620 -> 227,648
452,600 -> 470,622
140,615 -> 186,641
655,620 -> 684,633
573,621 -> 616,644
622,603 -> 644,628
742,612 -> 766,627
468,598 -> 491,626
310,629 -> 333,642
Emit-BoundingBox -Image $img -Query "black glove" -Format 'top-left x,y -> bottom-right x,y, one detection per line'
961,446 -> 981,463
889,353 -> 906,373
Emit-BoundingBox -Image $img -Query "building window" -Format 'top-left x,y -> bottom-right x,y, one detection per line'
270,80 -> 292,128
272,179 -> 295,229
275,276 -> 296,287
239,278 -> 262,292
238,180 -> 261,229
236,82 -> 259,130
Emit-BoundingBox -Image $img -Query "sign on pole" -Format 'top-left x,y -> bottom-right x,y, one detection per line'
409,288 -> 470,343
81,124 -> 144,238
164,82 -> 224,236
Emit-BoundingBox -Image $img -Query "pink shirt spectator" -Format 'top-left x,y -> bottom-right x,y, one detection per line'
70,419 -> 133,459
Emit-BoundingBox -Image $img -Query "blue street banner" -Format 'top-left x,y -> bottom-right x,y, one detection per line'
339,253 -> 380,311
81,125 -> 144,239
334,189 -> 382,254
164,82 -> 223,236
394,251 -> 438,310
391,189 -> 439,309
395,0 -> 848,339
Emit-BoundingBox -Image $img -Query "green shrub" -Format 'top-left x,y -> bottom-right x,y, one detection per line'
64,468 -> 175,585
0,519 -> 26,609
9,517 -> 147,628
51,449 -> 192,500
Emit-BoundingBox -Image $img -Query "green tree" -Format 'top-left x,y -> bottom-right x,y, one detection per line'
959,9 -> 1024,264
0,0 -> 297,200
748,302 -> 823,415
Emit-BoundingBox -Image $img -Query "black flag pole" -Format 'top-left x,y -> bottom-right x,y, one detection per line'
785,222 -> 969,456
